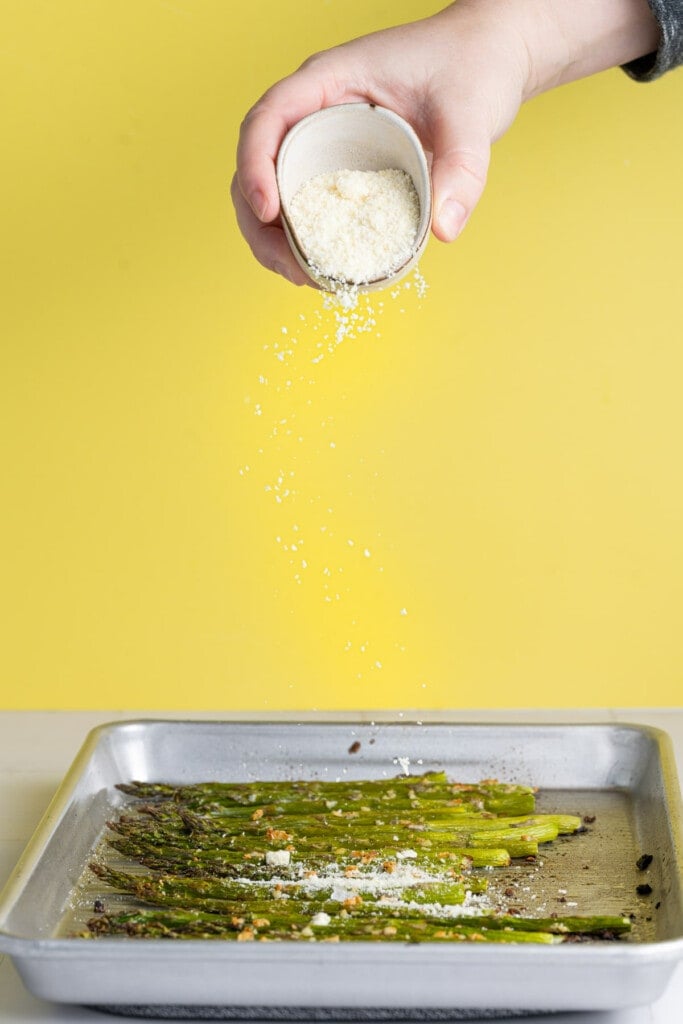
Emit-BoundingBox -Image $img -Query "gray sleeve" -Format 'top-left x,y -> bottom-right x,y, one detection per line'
623,0 -> 683,80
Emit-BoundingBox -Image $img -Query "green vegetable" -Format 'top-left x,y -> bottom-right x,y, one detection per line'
81,771 -> 627,944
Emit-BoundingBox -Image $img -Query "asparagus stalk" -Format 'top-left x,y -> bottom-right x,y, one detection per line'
117,776 -> 536,818
82,907 -> 558,943
132,803 -> 581,837
82,906 -> 629,943
90,864 -> 486,915
106,810 -> 552,860
107,834 -> 513,875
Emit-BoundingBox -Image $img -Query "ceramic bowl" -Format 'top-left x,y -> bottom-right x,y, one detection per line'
276,103 -> 432,293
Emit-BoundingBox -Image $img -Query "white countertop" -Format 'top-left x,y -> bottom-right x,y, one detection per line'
0,709 -> 681,1023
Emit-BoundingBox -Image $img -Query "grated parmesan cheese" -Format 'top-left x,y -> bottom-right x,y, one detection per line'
310,911 -> 332,927
289,168 -> 420,285
265,849 -> 291,868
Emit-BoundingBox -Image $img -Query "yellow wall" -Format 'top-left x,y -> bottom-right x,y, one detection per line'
2,1 -> 682,710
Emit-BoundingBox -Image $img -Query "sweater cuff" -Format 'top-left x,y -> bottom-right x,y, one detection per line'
623,0 -> 683,81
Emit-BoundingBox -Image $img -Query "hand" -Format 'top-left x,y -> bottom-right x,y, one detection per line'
231,0 -> 659,285
232,1 -> 529,285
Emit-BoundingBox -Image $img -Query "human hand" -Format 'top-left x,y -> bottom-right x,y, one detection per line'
232,1 -> 530,284
231,0 -> 659,285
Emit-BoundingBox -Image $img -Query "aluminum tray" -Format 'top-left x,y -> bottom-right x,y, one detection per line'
0,720 -> 682,1017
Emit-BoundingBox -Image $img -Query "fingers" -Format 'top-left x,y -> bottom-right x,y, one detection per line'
234,56 -> 359,285
429,112 -> 491,243
236,64 -> 334,226
235,102 -> 291,227
231,175 -> 311,286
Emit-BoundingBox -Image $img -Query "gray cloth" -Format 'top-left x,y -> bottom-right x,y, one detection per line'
624,0 -> 683,80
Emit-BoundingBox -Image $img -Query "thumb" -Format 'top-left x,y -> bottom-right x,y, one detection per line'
430,117 -> 491,242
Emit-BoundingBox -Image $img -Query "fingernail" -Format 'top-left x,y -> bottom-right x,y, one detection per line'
251,189 -> 269,222
438,198 -> 468,241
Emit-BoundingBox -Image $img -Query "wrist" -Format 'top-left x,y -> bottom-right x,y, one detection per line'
515,0 -> 660,100
440,0 -> 660,103
434,1 -> 531,133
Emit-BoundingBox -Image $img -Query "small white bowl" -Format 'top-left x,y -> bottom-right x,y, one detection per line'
276,103 -> 432,293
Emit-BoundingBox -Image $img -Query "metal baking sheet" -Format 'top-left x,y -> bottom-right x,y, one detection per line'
0,720 -> 682,1016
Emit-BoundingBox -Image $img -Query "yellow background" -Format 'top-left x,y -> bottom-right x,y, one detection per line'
2,1 -> 682,710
